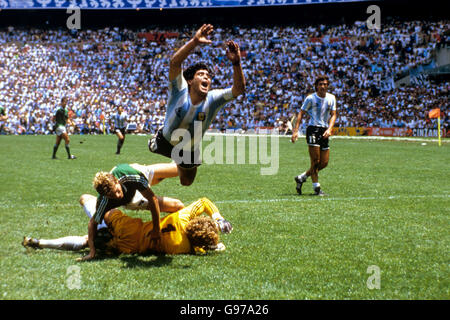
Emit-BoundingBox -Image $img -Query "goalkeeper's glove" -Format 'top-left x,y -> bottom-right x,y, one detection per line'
217,219 -> 233,234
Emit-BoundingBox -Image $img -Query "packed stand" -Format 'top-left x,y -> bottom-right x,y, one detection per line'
0,20 -> 448,136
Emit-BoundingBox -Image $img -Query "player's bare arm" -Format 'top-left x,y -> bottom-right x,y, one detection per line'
323,110 -> 337,139
291,110 -> 306,143
226,40 -> 246,97
169,24 -> 214,81
78,218 -> 98,261
141,187 -> 162,245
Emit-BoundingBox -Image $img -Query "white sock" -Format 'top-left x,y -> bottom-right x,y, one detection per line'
297,172 -> 307,182
39,236 -> 87,251
312,182 -> 320,190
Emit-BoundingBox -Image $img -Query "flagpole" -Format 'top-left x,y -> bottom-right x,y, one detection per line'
438,116 -> 441,147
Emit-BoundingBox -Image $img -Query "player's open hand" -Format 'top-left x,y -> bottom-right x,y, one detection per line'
323,129 -> 332,139
194,24 -> 213,45
226,40 -> 241,65
77,252 -> 95,262
291,132 -> 298,143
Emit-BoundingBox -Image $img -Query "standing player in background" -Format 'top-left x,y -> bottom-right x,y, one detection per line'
291,75 -> 337,196
148,24 -> 246,186
114,105 -> 127,155
52,97 -> 76,160
0,104 -> 7,134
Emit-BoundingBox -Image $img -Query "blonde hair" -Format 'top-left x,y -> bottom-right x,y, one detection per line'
93,172 -> 118,196
185,217 -> 219,252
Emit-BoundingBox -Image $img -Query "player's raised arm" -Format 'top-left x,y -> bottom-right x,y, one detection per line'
226,40 -> 246,98
169,24 -> 214,82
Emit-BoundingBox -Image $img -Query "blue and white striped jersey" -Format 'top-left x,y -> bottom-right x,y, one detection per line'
114,112 -> 127,129
162,73 -> 234,149
301,93 -> 336,128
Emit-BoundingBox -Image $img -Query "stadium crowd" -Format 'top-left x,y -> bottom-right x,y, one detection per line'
0,20 -> 448,136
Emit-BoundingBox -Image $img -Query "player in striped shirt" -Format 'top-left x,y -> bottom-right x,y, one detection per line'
113,105 -> 127,154
291,75 -> 337,196
149,24 -> 246,186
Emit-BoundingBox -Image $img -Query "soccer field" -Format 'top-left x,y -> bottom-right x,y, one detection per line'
0,134 -> 449,300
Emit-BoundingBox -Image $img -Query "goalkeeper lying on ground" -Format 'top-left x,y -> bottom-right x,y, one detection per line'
22,198 -> 232,259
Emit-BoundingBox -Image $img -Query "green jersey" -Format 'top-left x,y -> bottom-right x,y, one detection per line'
94,164 -> 149,223
55,107 -> 68,128
0,106 -> 5,116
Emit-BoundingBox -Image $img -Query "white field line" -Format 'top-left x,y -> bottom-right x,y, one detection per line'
214,194 -> 450,204
204,132 -> 448,143
1,194 -> 448,210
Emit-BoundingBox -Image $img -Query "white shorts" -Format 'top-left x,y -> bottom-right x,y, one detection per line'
56,126 -> 67,136
124,164 -> 156,211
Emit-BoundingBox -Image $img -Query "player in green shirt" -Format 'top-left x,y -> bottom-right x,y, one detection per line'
79,163 -> 180,261
52,97 -> 76,159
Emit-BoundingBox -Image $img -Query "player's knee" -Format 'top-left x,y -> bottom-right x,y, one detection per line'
311,159 -> 321,169
79,194 -> 88,205
174,199 -> 185,211
319,161 -> 328,170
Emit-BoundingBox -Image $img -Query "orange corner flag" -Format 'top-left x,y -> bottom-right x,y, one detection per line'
429,108 -> 441,119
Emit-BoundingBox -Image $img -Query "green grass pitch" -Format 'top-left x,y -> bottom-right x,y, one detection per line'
0,134 -> 448,299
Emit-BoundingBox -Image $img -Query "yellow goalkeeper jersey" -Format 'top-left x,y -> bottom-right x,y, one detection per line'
107,197 -> 220,255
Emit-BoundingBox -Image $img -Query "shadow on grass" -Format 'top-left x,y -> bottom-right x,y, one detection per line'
120,254 -> 174,269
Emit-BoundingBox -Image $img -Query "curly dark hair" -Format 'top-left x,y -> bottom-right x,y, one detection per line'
183,62 -> 211,81
185,217 -> 219,252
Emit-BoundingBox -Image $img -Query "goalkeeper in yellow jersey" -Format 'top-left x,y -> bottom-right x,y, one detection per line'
22,198 -> 232,258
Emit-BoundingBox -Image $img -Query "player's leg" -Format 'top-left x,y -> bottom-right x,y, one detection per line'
52,134 -> 61,159
130,162 -> 179,186
124,190 -> 184,213
157,196 -> 185,213
318,149 -> 329,171
308,145 -> 321,183
308,145 -> 324,195
177,165 -> 197,186
62,132 -> 75,159
115,129 -> 125,154
80,194 -> 108,229
22,235 -> 88,251
148,162 -> 179,186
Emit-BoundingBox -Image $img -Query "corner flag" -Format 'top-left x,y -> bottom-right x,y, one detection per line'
428,108 -> 441,146
428,108 -> 441,119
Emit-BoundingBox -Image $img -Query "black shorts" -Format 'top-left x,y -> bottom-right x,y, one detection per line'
149,128 -> 201,169
115,128 -> 126,136
306,126 -> 330,150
